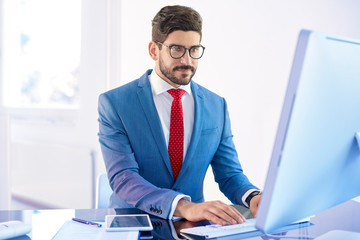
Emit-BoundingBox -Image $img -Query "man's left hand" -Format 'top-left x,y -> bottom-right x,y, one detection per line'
249,195 -> 261,217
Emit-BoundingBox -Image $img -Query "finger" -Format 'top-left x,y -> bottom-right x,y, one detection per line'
208,204 -> 243,225
215,203 -> 246,224
209,214 -> 228,226
227,205 -> 246,223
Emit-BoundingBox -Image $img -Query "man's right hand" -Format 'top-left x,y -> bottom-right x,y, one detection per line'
173,199 -> 246,225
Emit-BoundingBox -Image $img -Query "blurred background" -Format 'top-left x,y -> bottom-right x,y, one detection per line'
1,0 -> 360,210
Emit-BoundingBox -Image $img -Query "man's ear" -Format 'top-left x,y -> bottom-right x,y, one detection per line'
149,41 -> 159,61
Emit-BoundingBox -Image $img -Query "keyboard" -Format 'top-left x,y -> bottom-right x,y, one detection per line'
180,218 -> 258,239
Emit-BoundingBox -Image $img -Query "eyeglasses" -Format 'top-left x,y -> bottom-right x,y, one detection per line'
157,42 -> 205,59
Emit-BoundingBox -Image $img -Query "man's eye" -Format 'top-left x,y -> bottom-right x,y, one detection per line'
171,46 -> 184,52
191,47 -> 200,53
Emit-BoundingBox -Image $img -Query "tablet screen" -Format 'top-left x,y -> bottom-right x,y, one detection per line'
106,214 -> 153,231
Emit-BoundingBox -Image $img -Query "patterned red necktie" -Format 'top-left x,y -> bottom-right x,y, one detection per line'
168,89 -> 186,180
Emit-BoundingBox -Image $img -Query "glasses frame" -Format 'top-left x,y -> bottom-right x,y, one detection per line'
157,42 -> 205,59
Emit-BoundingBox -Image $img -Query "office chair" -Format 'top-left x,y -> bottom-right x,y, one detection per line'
96,173 -> 113,208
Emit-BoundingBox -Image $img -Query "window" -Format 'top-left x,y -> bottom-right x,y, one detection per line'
1,0 -> 81,108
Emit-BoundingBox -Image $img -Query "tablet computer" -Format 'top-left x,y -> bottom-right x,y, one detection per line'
105,214 -> 153,232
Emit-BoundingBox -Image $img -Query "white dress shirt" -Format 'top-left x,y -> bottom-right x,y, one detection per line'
148,71 -> 194,159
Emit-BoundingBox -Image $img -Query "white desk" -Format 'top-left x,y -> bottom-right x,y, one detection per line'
0,200 -> 359,239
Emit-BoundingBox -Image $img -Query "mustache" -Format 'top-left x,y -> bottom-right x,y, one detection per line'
173,65 -> 195,72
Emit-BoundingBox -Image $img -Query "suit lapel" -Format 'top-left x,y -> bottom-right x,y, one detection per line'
136,72 -> 174,177
136,73 -> 205,182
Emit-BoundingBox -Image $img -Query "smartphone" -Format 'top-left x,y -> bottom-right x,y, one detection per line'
105,214 -> 153,232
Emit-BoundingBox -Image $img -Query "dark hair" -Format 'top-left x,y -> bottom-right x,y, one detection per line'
152,5 -> 202,44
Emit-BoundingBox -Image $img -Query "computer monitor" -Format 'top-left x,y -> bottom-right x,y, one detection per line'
256,29 -> 360,233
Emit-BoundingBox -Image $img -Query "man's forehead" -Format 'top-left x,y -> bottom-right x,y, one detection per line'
164,30 -> 201,45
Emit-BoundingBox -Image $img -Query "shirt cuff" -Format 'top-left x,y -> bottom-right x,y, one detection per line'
242,189 -> 260,208
169,194 -> 191,220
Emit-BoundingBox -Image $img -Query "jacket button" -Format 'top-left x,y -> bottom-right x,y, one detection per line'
158,209 -> 162,214
150,207 -> 154,212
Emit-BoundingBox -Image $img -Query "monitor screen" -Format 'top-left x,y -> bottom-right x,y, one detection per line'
256,30 -> 360,233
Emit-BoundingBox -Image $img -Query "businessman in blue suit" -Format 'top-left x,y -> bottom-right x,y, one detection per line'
98,5 -> 261,225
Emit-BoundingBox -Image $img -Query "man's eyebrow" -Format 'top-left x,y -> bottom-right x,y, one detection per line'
168,43 -> 202,47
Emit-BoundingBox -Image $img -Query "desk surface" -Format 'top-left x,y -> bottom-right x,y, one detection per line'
0,200 -> 359,240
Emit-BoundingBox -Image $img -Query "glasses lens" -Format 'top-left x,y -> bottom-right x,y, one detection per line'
170,45 -> 186,59
189,46 -> 204,59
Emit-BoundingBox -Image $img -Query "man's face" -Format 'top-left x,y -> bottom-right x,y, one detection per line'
156,30 -> 201,87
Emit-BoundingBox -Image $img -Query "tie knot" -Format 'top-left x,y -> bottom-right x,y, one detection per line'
168,89 -> 186,99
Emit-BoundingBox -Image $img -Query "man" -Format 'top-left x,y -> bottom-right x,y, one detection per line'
98,5 -> 261,225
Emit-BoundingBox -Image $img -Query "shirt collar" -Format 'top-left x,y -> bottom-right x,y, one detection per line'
149,69 -> 192,96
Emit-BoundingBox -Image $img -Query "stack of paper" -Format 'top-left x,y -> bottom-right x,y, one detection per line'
52,221 -> 139,240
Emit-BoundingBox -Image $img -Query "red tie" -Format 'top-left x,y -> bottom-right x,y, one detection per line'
168,89 -> 186,180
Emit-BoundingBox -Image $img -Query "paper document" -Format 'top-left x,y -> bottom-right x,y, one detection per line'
52,220 -> 139,240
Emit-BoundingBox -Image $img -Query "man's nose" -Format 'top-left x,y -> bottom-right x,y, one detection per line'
180,50 -> 192,65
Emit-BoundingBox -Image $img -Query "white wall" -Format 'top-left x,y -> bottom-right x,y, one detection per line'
0,114 -> 10,209
0,0 -> 10,210
116,0 -> 360,202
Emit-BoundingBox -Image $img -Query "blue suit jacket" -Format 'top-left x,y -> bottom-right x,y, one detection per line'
98,69 -> 257,219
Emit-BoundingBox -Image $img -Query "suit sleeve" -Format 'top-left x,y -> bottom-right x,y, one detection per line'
98,93 -> 179,219
210,98 -> 259,206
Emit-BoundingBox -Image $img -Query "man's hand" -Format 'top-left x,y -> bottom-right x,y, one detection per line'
174,199 -> 246,225
249,194 -> 261,217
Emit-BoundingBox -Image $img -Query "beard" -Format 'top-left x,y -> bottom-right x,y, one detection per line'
159,57 -> 197,86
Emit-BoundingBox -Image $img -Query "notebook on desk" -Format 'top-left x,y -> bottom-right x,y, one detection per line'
181,29 -> 360,239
